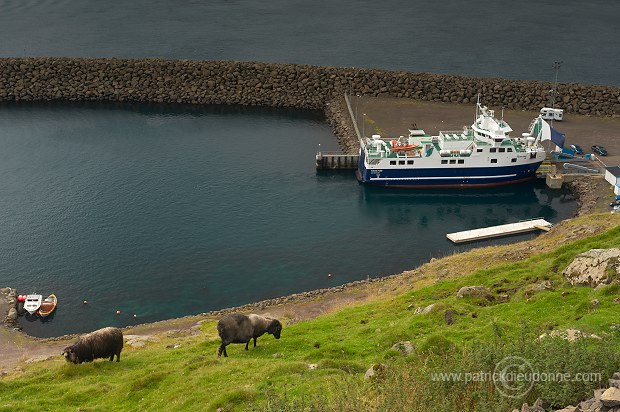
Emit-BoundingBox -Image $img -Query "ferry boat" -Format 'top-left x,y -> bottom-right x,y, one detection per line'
356,103 -> 551,188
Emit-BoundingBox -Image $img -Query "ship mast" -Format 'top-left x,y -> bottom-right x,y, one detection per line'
549,61 -> 562,127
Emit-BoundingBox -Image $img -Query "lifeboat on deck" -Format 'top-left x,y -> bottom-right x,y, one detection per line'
390,140 -> 420,153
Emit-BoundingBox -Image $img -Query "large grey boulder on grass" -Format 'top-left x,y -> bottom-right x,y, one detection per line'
562,248 -> 620,286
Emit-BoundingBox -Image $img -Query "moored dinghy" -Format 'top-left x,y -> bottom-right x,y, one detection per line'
24,294 -> 43,315
38,294 -> 58,318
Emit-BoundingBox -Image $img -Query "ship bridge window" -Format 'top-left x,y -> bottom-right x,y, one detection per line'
499,148 -> 506,153
511,158 -> 517,163
490,148 -> 497,153
399,160 -> 406,165
390,160 -> 396,165
458,159 -> 464,164
491,159 -> 498,164
407,160 -> 414,165
441,160 -> 448,164
477,148 -> 483,152
449,159 -> 456,164
508,148 -> 513,152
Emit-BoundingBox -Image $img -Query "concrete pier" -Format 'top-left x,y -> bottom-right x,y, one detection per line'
546,174 -> 564,188
446,219 -> 552,243
315,152 -> 359,170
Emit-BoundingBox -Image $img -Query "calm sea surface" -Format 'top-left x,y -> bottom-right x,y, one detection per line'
0,1 -> 601,336
0,0 -> 618,86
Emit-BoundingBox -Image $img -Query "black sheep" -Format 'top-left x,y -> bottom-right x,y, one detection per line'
62,327 -> 124,364
217,313 -> 282,357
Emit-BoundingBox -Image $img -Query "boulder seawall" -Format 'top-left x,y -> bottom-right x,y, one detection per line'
1,57 -> 619,152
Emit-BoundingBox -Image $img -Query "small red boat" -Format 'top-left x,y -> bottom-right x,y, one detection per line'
38,294 -> 57,318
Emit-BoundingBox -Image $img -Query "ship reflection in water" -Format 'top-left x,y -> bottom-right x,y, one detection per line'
358,179 -> 575,246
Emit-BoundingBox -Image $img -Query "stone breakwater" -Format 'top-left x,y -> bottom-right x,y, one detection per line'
1,57 -> 620,152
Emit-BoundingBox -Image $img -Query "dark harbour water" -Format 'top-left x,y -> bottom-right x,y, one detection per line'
0,102 -> 577,337
0,0 -> 601,336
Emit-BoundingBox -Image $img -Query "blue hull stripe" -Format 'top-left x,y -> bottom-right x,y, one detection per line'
369,173 -> 517,181
357,151 -> 543,187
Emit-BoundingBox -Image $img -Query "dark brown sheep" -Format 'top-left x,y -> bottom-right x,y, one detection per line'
217,313 -> 282,357
62,327 -> 124,364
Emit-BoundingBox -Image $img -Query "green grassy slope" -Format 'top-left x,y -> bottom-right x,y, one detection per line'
1,223 -> 619,411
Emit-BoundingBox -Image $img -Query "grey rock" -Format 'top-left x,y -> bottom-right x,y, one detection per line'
456,286 -> 492,299
391,341 -> 414,355
539,329 -> 601,342
533,398 -> 548,409
553,406 -> 576,412
520,402 -> 544,412
578,398 -> 602,411
601,387 -> 620,407
413,303 -> 435,315
563,248 -> 620,286
593,388 -> 606,400
534,281 -> 554,292
364,363 -> 388,380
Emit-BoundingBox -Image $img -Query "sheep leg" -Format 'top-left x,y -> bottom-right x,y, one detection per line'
253,337 -> 257,347
245,340 -> 250,350
218,344 -> 227,357
116,352 -> 121,362
109,354 -> 114,361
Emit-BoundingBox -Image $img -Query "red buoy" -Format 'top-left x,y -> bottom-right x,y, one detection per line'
116,310 -> 121,315
83,300 -> 88,305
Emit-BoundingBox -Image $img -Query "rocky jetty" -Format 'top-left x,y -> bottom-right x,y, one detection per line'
0,58 -> 618,121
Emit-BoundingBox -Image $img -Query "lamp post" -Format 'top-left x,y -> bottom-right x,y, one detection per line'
550,61 -> 562,110
362,113 -> 366,139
